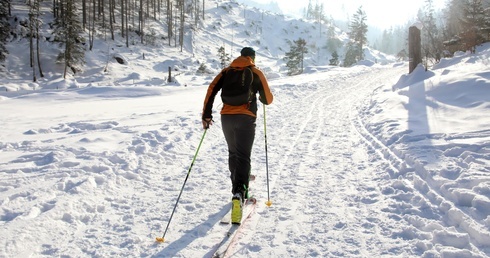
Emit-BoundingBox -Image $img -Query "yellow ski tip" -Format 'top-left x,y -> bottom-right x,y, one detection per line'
265,200 -> 272,207
155,237 -> 165,243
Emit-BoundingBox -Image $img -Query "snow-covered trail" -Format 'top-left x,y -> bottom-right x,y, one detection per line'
4,64 -> 487,257
224,65 -> 413,257
164,65 -> 415,257
144,65 -> 414,257
1,65 -> 413,257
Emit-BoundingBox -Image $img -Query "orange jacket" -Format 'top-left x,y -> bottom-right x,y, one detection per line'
202,56 -> 273,120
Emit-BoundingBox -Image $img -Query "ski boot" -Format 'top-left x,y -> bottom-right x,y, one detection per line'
231,193 -> 243,224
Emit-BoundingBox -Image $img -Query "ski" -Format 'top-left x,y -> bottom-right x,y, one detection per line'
213,198 -> 257,258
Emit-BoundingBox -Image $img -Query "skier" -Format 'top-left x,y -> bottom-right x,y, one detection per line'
202,47 -> 273,224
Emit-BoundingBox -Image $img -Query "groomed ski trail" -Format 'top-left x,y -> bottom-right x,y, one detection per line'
231,65 -> 416,257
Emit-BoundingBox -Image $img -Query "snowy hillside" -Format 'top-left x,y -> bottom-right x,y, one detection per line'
1,0 -> 490,257
0,0 -> 392,91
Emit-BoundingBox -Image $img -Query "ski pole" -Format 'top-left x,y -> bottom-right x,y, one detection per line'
156,128 -> 208,243
263,105 -> 272,207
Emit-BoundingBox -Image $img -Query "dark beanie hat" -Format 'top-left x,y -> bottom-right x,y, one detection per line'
240,47 -> 255,57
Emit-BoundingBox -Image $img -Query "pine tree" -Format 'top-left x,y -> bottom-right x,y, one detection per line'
380,29 -> 394,54
197,63 -> 207,74
284,38 -> 308,76
53,0 -> 86,78
444,0 -> 464,41
440,0 -> 490,53
329,51 -> 339,66
343,42 -> 358,67
218,46 -> 230,68
325,25 -> 341,53
305,0 -> 313,19
460,0 -> 486,52
420,0 -> 442,65
0,0 -> 9,63
345,6 -> 368,65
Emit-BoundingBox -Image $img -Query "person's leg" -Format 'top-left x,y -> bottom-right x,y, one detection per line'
222,114 -> 256,224
232,115 -> 256,198
221,115 -> 256,198
221,115 -> 237,189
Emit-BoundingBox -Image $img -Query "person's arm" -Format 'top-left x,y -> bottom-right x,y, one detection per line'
202,71 -> 225,128
254,68 -> 273,105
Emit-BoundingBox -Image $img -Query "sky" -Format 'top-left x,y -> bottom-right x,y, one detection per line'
1,0 -> 490,257
251,0 -> 448,28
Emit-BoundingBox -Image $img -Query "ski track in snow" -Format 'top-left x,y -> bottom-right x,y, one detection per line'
231,66 -> 416,257
356,99 -> 490,257
160,65 -> 419,257
1,65 -> 489,257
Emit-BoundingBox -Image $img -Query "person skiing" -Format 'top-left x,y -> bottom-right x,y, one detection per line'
202,47 -> 273,224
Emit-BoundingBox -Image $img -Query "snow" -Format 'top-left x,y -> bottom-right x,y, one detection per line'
1,0 -> 490,257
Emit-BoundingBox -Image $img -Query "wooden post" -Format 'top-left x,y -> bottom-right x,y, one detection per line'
408,26 -> 421,74
167,66 -> 172,83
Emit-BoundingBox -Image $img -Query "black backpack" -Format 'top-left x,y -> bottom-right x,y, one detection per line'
221,66 -> 254,106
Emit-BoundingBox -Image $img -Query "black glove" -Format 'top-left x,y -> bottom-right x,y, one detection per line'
202,118 -> 213,129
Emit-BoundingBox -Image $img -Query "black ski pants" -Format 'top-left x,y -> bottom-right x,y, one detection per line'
221,114 -> 256,196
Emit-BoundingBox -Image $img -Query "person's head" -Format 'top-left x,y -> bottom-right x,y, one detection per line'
240,47 -> 255,61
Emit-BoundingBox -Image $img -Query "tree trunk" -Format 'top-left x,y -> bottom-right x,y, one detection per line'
35,0 -> 43,78
168,66 -> 172,82
167,1 -> 172,46
82,0 -> 86,29
36,27 -> 43,78
174,5 -> 177,47
180,1 -> 184,51
59,0 -> 64,19
109,0 -> 114,40
52,0 -> 57,18
153,0 -> 156,19
194,0 -> 198,26
121,0 -> 125,38
140,0 -> 144,44
63,48 -> 67,79
89,0 -> 96,50
29,0 -> 36,82
101,0 -> 106,39
125,0 -> 129,47
29,0 -> 33,68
